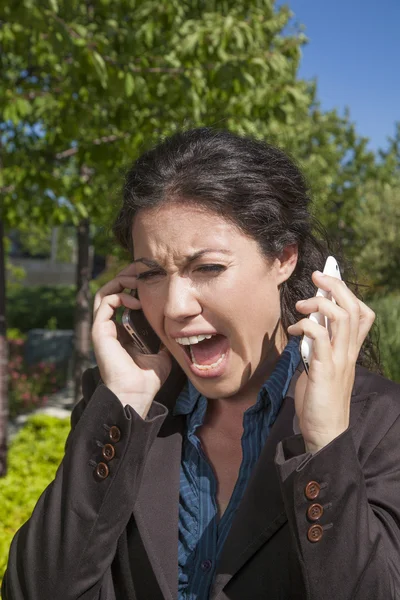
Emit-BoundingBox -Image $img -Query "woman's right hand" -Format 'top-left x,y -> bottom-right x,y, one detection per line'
92,264 -> 172,418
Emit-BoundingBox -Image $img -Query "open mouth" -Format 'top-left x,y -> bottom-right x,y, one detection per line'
176,334 -> 230,371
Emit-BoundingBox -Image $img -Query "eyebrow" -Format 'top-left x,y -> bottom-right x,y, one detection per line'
133,248 -> 232,268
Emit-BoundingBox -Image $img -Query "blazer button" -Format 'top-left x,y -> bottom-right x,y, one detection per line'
96,462 -> 109,480
102,443 -> 115,461
307,503 -> 324,522
109,426 -> 121,443
305,481 -> 321,500
307,524 -> 324,543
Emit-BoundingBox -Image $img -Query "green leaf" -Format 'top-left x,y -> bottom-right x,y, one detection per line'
75,202 -> 89,218
73,24 -> 88,38
91,51 -> 108,88
125,72 -> 135,97
48,0 -> 58,11
4,104 -> 18,124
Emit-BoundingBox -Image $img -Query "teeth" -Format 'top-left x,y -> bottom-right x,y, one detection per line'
192,353 -> 226,370
176,334 -> 214,345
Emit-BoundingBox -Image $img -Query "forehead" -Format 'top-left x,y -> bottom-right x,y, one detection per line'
132,203 -> 253,258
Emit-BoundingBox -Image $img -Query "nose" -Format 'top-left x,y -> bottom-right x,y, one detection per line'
163,276 -> 202,323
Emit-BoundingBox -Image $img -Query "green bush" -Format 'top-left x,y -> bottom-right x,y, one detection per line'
0,415 -> 70,584
370,294 -> 400,383
6,285 -> 76,332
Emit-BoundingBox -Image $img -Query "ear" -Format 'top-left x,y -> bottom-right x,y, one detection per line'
276,244 -> 298,284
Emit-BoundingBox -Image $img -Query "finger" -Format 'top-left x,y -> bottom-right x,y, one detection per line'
94,292 -> 141,327
288,317 -> 333,366
94,275 -> 139,314
116,263 -> 138,276
357,300 -> 376,347
296,297 -> 350,356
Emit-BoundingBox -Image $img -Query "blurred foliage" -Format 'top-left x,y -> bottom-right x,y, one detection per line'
369,295 -> 400,383
0,415 -> 70,584
1,0 -> 391,248
9,225 -> 77,263
0,0 -> 310,230
5,329 -> 26,341
8,338 -> 64,418
352,181 -> 400,294
6,285 -> 75,332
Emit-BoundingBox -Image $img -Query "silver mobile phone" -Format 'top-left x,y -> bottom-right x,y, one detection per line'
300,256 -> 342,373
122,290 -> 161,355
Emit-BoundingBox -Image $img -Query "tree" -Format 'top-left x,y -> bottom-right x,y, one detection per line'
0,218 -> 8,477
352,181 -> 400,294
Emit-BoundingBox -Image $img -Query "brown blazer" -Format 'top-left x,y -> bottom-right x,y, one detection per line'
2,363 -> 400,600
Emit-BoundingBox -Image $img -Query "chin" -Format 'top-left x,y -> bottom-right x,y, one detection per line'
186,372 -> 245,400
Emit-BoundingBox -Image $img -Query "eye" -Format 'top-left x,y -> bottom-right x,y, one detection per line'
195,264 -> 226,274
136,270 -> 165,281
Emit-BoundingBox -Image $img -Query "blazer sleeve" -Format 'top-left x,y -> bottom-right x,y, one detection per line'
275,385 -> 400,600
1,368 -> 169,600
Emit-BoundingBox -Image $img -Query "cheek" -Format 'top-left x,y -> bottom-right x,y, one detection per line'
137,286 -> 165,328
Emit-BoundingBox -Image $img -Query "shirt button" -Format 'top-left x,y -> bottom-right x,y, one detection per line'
201,559 -> 212,572
305,481 -> 321,500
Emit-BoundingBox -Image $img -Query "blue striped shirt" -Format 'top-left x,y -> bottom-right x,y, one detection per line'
174,336 -> 301,600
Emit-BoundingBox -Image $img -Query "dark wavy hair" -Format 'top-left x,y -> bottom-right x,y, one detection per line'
113,128 -> 379,371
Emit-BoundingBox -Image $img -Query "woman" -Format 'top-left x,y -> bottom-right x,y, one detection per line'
3,128 -> 400,600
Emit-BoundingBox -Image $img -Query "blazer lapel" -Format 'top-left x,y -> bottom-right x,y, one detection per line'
132,362 -> 186,600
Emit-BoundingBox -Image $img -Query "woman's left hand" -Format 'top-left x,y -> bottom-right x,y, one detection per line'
287,270 -> 376,454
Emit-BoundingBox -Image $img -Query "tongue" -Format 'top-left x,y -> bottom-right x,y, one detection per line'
190,335 -> 229,365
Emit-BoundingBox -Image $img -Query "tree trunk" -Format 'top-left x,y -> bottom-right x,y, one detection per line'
73,218 -> 93,404
0,219 -> 8,477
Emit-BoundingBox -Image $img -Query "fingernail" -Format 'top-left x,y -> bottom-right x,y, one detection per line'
297,299 -> 306,305
315,270 -> 325,276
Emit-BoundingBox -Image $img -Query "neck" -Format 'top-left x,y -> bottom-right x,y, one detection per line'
204,326 -> 288,433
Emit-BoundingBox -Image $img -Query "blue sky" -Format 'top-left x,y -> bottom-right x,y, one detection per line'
284,0 -> 400,152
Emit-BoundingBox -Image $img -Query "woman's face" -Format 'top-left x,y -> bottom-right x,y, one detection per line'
132,203 -> 297,400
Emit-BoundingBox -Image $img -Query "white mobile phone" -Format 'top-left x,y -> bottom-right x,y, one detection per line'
300,256 -> 342,374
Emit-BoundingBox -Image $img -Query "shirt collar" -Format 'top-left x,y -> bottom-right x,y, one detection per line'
173,336 -> 301,418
